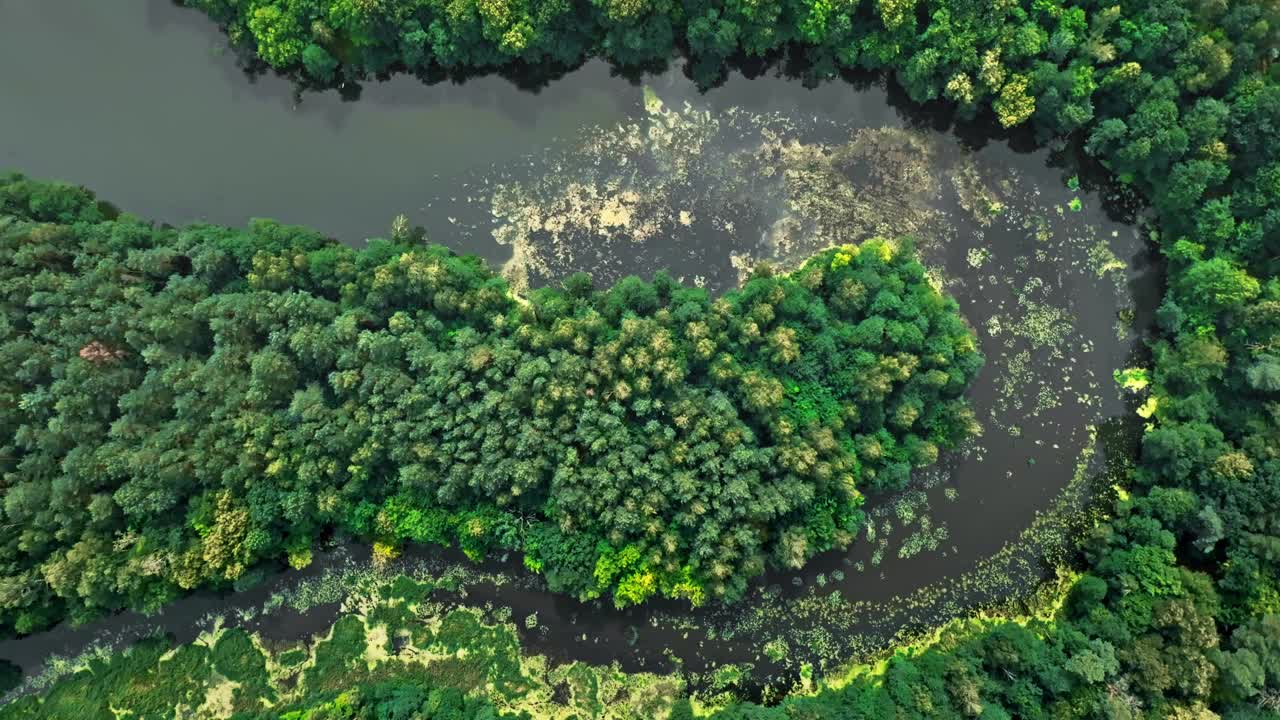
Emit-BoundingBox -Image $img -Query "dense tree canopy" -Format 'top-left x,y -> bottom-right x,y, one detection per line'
0,175 -> 980,631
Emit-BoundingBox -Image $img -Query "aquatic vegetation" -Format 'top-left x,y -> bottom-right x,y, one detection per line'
1114,367 -> 1151,393
965,248 -> 990,269
762,638 -> 788,663
480,98 -> 954,296
0,576 -> 693,720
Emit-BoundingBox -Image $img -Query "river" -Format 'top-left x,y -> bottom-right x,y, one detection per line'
0,0 -> 1161,696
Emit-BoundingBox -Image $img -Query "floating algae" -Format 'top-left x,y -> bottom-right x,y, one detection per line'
476,89 -> 963,294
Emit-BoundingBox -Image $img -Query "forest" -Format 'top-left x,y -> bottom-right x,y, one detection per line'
0,175 -> 980,630
2,0 -> 1279,716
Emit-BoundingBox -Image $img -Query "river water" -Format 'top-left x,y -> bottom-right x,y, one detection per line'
0,0 -> 1161,695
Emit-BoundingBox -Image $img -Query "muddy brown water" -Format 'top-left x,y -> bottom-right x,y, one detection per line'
0,0 -> 1161,696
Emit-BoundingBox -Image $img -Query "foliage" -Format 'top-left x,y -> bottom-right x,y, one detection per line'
8,0 -> 1280,714
0,176 -> 979,626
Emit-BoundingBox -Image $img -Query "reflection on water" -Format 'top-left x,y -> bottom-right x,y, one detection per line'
0,0 -> 1159,698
